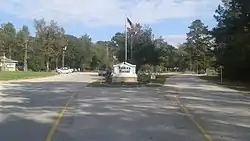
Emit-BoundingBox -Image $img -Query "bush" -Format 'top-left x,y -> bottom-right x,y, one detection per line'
138,74 -> 151,84
105,69 -> 112,83
138,64 -> 153,74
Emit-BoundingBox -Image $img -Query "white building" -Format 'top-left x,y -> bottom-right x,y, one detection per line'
0,56 -> 18,71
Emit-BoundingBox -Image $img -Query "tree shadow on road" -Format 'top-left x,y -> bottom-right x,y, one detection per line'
0,81 -> 207,141
0,81 -> 89,141
50,86 -> 204,141
164,77 -> 250,141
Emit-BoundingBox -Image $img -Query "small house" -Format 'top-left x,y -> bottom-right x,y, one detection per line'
0,56 -> 18,71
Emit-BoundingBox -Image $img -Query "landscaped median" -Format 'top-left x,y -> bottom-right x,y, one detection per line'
0,71 -> 55,82
87,74 -> 173,87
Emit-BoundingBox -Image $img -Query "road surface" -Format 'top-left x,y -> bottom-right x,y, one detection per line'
0,73 -> 249,141
164,75 -> 250,141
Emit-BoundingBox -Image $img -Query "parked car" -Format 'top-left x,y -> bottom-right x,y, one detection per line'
98,68 -> 107,76
56,67 -> 73,74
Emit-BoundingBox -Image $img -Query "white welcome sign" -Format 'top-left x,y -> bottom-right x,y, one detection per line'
112,62 -> 138,82
119,66 -> 131,73
113,62 -> 136,75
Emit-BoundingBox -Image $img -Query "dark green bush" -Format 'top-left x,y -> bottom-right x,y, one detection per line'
105,69 -> 112,83
138,74 -> 151,84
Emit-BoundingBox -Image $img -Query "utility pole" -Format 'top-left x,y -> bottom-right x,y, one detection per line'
130,33 -> 133,63
24,39 -> 28,71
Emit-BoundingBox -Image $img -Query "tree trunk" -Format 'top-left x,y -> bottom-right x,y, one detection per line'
55,58 -> 58,69
24,41 -> 28,71
46,61 -> 49,72
9,47 -> 11,59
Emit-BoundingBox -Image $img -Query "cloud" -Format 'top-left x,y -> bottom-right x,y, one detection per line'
163,34 -> 187,47
0,0 -> 220,27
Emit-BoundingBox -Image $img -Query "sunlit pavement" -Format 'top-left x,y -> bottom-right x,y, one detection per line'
0,73 -> 249,141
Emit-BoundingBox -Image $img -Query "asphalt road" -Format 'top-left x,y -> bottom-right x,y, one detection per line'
164,75 -> 250,141
0,73 -> 249,141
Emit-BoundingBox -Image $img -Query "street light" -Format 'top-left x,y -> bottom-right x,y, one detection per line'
62,45 -> 67,67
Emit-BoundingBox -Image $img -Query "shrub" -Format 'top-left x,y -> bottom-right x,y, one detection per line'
105,69 -> 112,83
138,74 -> 151,84
138,64 -> 153,74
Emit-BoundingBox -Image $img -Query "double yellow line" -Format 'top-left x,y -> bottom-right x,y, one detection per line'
175,96 -> 213,141
45,95 -> 73,141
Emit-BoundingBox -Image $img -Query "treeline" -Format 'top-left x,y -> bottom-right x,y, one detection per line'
0,19 -> 110,71
0,0 -> 249,81
181,0 -> 250,81
0,19 -> 191,73
212,0 -> 250,81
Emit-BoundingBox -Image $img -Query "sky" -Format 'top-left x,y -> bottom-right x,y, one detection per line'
0,0 -> 221,47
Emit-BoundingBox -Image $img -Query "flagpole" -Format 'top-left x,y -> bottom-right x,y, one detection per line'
125,15 -> 128,62
130,32 -> 133,63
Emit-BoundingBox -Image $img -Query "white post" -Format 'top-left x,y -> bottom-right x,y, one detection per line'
220,67 -> 223,82
219,66 -> 223,82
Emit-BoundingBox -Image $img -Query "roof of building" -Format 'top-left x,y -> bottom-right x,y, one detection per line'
113,62 -> 136,67
0,56 -> 18,63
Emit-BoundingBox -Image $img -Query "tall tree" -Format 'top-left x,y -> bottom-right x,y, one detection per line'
1,23 -> 16,58
16,25 -> 30,71
186,19 -> 214,72
34,19 -> 65,71
212,0 -> 250,81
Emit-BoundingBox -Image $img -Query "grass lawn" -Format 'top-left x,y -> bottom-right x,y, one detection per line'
0,71 -> 55,81
199,75 -> 250,93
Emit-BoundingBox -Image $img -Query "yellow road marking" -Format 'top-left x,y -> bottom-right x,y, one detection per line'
175,96 -> 213,141
45,95 -> 73,141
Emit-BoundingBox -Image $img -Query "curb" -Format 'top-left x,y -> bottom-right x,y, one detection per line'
175,96 -> 213,141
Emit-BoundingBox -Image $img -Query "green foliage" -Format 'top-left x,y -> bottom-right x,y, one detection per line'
0,19 -> 115,72
138,64 -> 153,74
111,24 -> 186,72
90,55 -> 99,70
183,19 -> 215,72
137,74 -> 151,84
212,0 -> 250,81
